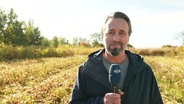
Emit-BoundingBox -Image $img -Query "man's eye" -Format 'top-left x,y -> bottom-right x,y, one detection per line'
108,31 -> 114,34
106,32 -> 114,37
119,32 -> 126,37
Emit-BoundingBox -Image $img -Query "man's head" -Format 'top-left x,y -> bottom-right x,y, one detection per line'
102,12 -> 132,56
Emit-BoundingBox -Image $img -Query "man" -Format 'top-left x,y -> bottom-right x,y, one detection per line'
69,11 -> 163,104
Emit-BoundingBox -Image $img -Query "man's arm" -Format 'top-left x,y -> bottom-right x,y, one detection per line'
69,69 -> 104,104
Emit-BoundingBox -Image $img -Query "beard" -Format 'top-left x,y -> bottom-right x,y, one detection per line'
107,42 -> 124,56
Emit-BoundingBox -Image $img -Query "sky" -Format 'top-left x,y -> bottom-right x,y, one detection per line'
0,0 -> 184,48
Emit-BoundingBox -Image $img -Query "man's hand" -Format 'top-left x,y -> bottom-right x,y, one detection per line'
104,89 -> 124,104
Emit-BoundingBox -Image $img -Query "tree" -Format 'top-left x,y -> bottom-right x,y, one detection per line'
24,20 -> 42,46
12,21 -> 26,46
59,36 -> 68,45
52,36 -> 59,48
0,9 -> 7,44
0,8 -> 47,46
72,37 -> 79,45
41,37 -> 50,47
2,8 -> 25,46
90,32 -> 103,47
72,37 -> 89,46
90,32 -> 101,42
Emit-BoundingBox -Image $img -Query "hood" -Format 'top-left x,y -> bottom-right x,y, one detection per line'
83,48 -> 148,90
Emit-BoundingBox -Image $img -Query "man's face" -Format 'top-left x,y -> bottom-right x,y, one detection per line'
102,18 -> 129,56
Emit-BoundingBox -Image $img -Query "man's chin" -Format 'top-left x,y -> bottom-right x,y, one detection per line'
109,48 -> 121,56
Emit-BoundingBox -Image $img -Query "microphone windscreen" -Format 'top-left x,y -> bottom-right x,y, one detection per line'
109,64 -> 121,85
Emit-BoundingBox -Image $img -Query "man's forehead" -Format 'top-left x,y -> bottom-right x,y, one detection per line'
105,18 -> 129,30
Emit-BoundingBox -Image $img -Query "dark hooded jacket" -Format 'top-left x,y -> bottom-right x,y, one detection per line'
69,49 -> 163,104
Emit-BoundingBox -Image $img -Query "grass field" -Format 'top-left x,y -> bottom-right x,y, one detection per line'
0,47 -> 183,104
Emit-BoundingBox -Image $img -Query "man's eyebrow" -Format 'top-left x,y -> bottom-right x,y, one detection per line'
119,30 -> 125,32
108,29 -> 115,31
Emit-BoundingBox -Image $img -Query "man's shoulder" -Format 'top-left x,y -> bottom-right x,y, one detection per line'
88,49 -> 104,58
126,50 -> 151,70
125,50 -> 143,60
79,49 -> 104,70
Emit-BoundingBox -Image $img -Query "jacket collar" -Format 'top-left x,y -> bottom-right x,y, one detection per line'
84,49 -> 146,90
83,49 -> 111,90
123,50 -> 146,89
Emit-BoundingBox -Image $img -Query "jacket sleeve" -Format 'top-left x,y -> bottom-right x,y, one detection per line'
69,66 -> 104,104
149,67 -> 163,104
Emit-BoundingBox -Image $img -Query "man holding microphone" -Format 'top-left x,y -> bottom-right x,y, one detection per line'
69,11 -> 163,104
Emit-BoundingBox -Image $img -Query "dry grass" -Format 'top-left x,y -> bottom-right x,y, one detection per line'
0,46 -> 183,103
0,55 -> 86,103
144,56 -> 184,104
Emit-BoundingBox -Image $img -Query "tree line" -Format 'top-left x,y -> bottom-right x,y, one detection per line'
0,8 -> 107,48
0,8 -> 43,46
3,8 -> 183,48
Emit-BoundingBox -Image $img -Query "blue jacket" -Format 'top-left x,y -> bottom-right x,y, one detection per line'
69,49 -> 163,104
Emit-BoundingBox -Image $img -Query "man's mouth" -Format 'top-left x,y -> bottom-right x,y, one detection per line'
110,43 -> 121,48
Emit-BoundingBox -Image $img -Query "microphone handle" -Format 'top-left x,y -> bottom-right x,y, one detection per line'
113,84 -> 119,93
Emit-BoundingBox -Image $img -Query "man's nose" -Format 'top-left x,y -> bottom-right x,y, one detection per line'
112,34 -> 119,42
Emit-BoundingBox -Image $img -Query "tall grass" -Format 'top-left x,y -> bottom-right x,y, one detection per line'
1,45 -> 183,60
129,46 -> 184,57
0,46 -> 183,103
145,56 -> 184,103
0,45 -> 101,60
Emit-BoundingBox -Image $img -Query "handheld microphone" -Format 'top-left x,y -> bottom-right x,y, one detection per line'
109,64 -> 121,93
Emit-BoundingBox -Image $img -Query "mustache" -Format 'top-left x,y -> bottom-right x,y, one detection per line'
110,42 -> 122,46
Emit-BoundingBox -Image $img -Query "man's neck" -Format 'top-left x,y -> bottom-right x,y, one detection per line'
103,51 -> 126,63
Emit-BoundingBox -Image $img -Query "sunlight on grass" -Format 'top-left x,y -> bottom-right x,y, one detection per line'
144,56 -> 184,104
0,46 -> 183,103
